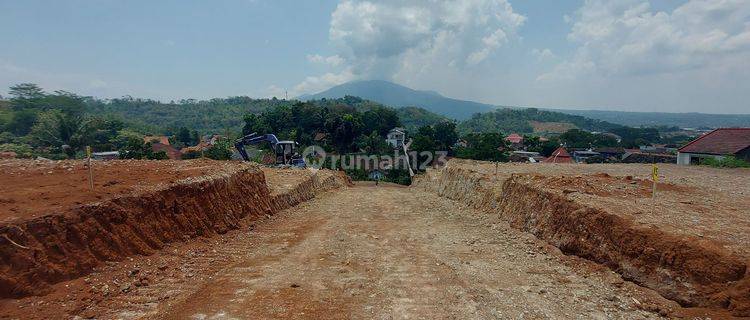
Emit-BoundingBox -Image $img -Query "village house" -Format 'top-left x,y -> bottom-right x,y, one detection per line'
386,127 -> 406,148
504,133 -> 524,150
543,147 -> 573,163
677,128 -> 750,165
572,149 -> 601,163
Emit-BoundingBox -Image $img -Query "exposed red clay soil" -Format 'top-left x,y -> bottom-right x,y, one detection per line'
0,159 -> 227,223
0,159 -> 349,300
414,160 -> 750,317
262,168 -> 353,212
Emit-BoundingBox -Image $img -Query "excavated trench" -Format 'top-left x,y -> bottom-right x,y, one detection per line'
0,166 -> 350,299
413,166 -> 750,317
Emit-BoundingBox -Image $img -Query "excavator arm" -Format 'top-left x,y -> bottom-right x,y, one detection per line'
234,133 -> 280,161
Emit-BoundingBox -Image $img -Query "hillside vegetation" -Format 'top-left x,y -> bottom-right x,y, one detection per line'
458,108 -> 620,135
555,109 -> 750,128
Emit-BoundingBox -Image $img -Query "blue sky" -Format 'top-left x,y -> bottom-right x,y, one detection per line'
1,0 -> 748,113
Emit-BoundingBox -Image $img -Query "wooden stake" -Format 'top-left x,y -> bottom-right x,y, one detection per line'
86,146 -> 94,190
651,163 -> 658,199
495,161 -> 499,182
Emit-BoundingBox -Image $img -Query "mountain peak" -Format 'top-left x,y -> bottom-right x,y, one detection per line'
302,80 -> 494,120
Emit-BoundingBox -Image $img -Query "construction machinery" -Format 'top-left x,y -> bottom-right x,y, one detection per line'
235,133 -> 306,167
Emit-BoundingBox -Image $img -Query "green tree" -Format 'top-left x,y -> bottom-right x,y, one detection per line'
5,109 -> 38,135
0,132 -> 17,144
455,132 -> 509,161
9,83 -> 45,110
0,143 -> 34,158
118,138 -> 167,160
327,113 -> 362,154
45,90 -> 87,115
411,125 -> 437,153
29,110 -> 93,157
355,130 -> 389,154
362,106 -> 400,136
432,121 -> 458,152
177,127 -> 192,146
204,138 -> 233,160
559,129 -> 595,148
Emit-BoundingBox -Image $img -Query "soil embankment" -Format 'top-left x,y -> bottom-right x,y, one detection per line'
0,160 -> 349,299
414,164 -> 749,316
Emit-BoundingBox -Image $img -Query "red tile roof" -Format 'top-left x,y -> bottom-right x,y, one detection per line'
505,133 -> 523,144
678,128 -> 750,155
543,147 -> 573,163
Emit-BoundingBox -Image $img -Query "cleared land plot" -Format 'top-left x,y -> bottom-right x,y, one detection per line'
425,159 -> 749,316
448,159 -> 750,258
0,159 -> 247,223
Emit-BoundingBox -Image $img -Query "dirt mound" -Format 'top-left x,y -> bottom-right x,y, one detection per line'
414,165 -> 750,316
264,168 -> 353,212
0,162 -> 350,299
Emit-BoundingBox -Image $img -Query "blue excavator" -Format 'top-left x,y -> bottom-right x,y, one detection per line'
235,133 -> 306,167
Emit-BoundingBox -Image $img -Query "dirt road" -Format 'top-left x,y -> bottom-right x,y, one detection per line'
116,184 -> 663,319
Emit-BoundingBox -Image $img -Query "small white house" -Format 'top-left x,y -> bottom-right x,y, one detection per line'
386,128 -> 405,148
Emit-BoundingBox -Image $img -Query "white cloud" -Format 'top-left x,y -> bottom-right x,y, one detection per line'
306,54 -> 344,67
467,28 -> 509,65
293,68 -> 355,95
540,0 -> 750,81
269,67 -> 355,98
290,0 -> 526,95
330,0 -> 524,75
531,48 -> 555,60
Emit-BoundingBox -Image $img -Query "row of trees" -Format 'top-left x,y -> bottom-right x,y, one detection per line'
0,83 -> 219,160
0,83 -> 143,159
242,100 -> 401,155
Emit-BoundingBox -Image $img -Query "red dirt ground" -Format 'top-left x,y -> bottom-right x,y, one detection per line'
0,159 -> 247,223
422,159 -> 750,316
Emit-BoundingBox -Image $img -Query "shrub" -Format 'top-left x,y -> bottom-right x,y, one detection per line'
701,156 -> 750,168
204,138 -> 233,160
0,143 -> 34,158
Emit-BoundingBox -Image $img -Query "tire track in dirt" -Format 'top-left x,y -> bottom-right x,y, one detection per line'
151,186 -> 671,319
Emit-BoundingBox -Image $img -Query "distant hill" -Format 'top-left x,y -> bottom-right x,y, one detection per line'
301,80 -> 495,120
302,80 -> 750,128
395,107 -> 449,131
458,107 -> 621,135
550,109 -> 750,129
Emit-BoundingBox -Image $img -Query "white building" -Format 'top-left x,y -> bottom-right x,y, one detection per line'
386,128 -> 405,148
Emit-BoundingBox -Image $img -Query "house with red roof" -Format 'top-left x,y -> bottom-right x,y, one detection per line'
677,128 -> 750,165
543,147 -> 573,163
505,133 -> 524,150
505,133 -> 523,144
